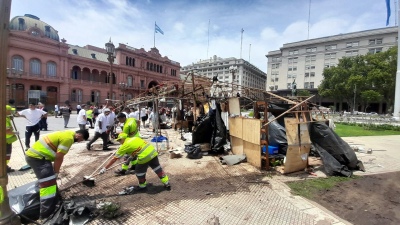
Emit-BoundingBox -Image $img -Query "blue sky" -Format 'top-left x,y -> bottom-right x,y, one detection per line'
10,0 -> 395,72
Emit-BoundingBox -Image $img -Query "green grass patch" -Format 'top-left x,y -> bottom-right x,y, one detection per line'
287,176 -> 357,199
335,123 -> 400,137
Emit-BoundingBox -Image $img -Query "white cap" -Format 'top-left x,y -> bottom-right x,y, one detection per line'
103,108 -> 111,112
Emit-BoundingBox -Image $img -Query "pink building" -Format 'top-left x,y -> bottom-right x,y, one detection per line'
6,14 -> 180,110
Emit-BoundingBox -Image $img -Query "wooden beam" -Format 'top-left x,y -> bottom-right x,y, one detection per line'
263,95 -> 314,126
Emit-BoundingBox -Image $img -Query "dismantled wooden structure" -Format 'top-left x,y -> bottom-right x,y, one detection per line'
109,71 -> 324,174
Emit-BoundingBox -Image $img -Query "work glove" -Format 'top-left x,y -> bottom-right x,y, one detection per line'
99,167 -> 106,174
13,131 -> 19,136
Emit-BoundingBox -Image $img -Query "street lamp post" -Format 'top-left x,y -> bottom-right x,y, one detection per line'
119,82 -> 127,101
6,67 -> 23,101
229,65 -> 238,96
105,39 -> 115,100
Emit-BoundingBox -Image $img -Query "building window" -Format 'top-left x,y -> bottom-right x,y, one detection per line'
306,47 -> 317,52
368,48 -> 383,54
91,90 -> 100,103
127,76 -> 133,87
305,55 -> 316,62
325,44 -> 337,50
325,53 -> 336,59
140,80 -> 145,88
289,50 -> 299,55
305,72 -> 309,77
30,59 -> 41,75
345,50 -> 358,56
310,82 -> 315,88
288,57 -> 298,63
46,61 -> 57,77
287,83 -> 292,89
12,56 -> 24,71
369,38 -> 383,45
272,63 -> 279,69
274,85 -> 278,90
304,82 -> 309,89
310,72 -> 315,77
346,41 -> 359,48
271,57 -> 281,62
71,89 -> 82,102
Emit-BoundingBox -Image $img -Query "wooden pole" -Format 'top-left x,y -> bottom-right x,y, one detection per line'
0,0 -> 21,224
263,95 -> 314,127
191,72 -> 197,121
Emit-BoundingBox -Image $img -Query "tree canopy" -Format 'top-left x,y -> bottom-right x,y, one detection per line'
318,47 -> 397,112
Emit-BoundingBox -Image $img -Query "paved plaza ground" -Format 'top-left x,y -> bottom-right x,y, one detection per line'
6,114 -> 400,224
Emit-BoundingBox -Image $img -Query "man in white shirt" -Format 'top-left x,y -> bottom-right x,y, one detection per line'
140,107 -> 148,128
16,102 -> 47,149
86,108 -> 111,151
54,104 -> 59,118
76,104 -> 82,114
77,105 -> 88,130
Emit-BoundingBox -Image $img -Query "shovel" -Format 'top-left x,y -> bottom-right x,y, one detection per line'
10,117 -> 31,171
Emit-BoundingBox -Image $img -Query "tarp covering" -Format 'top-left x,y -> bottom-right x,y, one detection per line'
309,122 -> 363,171
192,102 -> 227,154
268,114 -> 288,154
8,181 -> 40,224
313,143 -> 353,177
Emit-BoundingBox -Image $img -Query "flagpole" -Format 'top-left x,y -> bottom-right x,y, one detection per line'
207,19 -> 210,59
240,28 -> 244,59
394,1 -> 400,119
154,21 -> 156,48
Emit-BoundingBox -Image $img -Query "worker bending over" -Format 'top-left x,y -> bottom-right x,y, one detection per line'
100,133 -> 170,191
25,130 -> 89,218
114,113 -> 140,175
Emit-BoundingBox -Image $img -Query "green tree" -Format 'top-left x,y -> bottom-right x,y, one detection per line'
319,47 -> 397,113
297,89 -> 311,96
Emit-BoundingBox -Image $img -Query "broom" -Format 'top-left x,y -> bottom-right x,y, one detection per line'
10,117 -> 31,171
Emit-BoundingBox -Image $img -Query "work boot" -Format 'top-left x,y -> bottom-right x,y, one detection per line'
164,183 -> 171,191
103,147 -> 112,151
134,186 -> 147,192
7,166 -> 15,173
86,145 -> 91,151
114,169 -> 127,176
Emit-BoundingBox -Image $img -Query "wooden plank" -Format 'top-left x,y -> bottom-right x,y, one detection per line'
283,145 -> 311,174
242,118 -> 261,145
228,97 -> 241,116
243,141 -> 261,169
230,136 -> 244,155
285,118 -> 299,145
228,117 -> 243,138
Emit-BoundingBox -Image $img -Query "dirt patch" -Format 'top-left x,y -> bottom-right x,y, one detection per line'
313,172 -> 400,225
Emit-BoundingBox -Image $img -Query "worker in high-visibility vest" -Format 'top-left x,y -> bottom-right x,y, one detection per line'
114,113 -> 140,175
100,133 -> 170,191
5,105 -> 18,173
86,106 -> 94,128
25,129 -> 89,218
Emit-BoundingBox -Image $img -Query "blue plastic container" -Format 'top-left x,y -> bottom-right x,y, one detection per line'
268,145 -> 278,155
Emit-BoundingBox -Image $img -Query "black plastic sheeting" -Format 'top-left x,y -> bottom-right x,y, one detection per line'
267,114 -> 288,154
8,181 -> 40,224
309,122 -> 364,176
313,143 -> 353,177
192,115 -> 213,144
8,181 -> 95,225
192,102 -> 227,154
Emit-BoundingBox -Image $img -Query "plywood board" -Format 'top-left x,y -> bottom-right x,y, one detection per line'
284,118 -> 311,145
229,117 -> 243,138
228,98 -> 241,116
283,145 -> 311,174
242,118 -> 261,145
230,136 -> 244,155
243,141 -> 261,169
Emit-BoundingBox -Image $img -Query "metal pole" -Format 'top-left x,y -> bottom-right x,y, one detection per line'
0,0 -> 21,224
353,84 -> 356,114
394,1 -> 400,119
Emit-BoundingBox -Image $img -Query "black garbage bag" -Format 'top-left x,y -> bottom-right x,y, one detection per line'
184,144 -> 203,159
44,200 -> 96,225
313,143 -> 353,177
268,114 -> 288,154
8,181 -> 40,224
210,103 -> 227,154
192,115 -> 213,144
309,122 -> 361,170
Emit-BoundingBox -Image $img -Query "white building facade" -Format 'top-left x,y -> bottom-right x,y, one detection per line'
266,27 -> 398,102
181,55 -> 267,98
